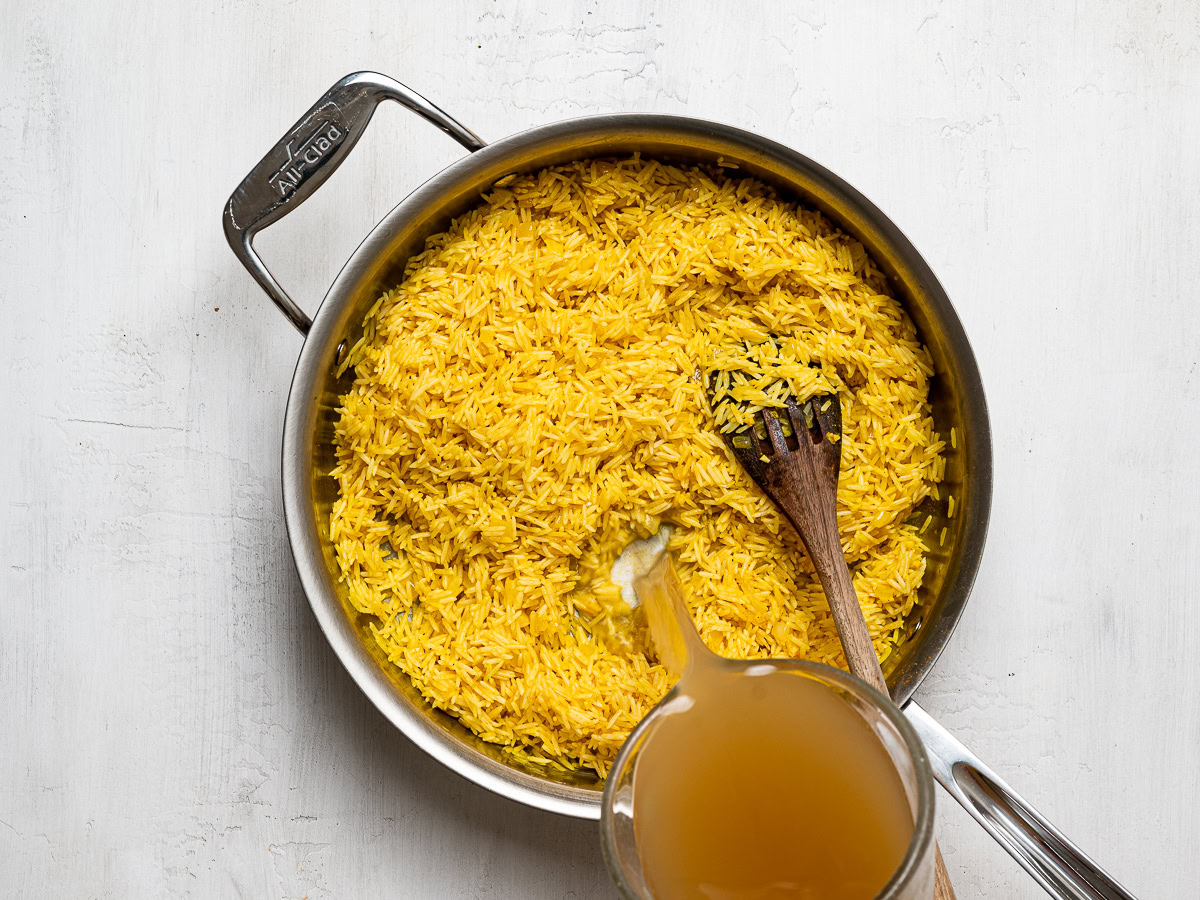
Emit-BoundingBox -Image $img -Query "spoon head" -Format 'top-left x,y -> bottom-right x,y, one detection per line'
724,394 -> 844,491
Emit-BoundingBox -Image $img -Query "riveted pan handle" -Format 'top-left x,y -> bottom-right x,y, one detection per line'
905,703 -> 1138,900
223,71 -> 485,335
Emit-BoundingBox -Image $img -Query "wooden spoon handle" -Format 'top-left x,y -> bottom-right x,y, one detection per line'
934,846 -> 957,899
789,517 -> 957,899
809,542 -> 889,692
817,547 -> 957,899
749,410 -> 957,898
757,443 -> 886,690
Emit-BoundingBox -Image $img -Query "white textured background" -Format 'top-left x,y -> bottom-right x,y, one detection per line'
3,1 -> 1198,897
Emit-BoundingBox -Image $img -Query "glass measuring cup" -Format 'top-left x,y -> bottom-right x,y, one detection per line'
600,555 -> 937,899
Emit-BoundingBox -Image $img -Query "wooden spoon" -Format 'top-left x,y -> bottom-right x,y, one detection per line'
726,396 -> 957,899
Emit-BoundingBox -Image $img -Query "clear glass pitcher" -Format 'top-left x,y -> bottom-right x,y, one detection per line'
599,658 -> 937,900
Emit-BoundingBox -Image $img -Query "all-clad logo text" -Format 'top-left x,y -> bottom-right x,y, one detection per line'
269,112 -> 345,197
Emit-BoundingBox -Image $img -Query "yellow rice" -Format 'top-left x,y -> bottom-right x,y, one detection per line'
330,156 -> 945,775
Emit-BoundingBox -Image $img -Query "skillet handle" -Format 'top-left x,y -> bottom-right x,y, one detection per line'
904,702 -> 1139,900
222,71 -> 485,335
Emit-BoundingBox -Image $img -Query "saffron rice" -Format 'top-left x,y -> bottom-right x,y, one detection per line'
330,157 -> 945,775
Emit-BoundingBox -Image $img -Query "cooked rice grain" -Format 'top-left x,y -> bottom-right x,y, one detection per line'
331,156 -> 944,775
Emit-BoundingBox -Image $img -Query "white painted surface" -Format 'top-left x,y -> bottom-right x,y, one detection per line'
2,1 -> 1198,896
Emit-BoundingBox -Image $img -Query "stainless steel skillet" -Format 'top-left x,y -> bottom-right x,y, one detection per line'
224,72 -> 1134,899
